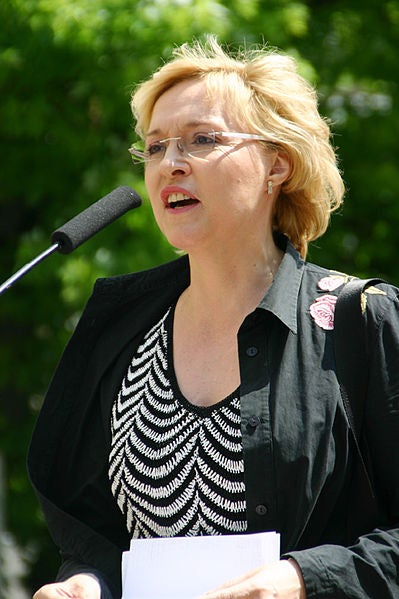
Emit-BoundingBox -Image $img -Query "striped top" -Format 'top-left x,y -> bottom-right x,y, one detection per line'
108,305 -> 247,539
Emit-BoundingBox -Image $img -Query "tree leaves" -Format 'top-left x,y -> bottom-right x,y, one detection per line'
1,0 -> 398,592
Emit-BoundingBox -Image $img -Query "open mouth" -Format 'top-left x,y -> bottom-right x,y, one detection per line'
167,192 -> 199,209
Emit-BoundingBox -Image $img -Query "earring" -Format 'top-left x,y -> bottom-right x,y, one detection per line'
267,180 -> 273,195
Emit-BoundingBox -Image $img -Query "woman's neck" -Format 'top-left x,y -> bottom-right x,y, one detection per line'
180,240 -> 283,324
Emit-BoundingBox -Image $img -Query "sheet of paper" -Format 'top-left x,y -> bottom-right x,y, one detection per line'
122,531 -> 280,599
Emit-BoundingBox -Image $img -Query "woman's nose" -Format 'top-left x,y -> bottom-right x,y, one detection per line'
163,138 -> 185,160
159,142 -> 191,176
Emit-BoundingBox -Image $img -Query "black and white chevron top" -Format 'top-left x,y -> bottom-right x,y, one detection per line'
108,305 -> 247,539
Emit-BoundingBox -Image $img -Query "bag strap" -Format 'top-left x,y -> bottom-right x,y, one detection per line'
334,277 -> 385,499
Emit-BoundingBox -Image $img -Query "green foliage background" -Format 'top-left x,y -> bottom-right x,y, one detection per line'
1,0 -> 398,592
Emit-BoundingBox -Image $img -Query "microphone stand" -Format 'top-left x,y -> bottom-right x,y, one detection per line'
0,243 -> 60,296
0,186 -> 142,297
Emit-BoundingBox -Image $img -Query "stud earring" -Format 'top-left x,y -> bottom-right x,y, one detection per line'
267,180 -> 273,195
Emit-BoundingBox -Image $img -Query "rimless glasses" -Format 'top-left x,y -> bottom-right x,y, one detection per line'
128,131 -> 272,164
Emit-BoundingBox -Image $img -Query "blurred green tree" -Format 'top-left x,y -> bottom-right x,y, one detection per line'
0,0 -> 398,593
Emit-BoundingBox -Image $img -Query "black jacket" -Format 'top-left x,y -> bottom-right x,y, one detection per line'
28,240 -> 399,598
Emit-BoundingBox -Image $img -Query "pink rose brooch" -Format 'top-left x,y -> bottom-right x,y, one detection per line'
309,294 -> 337,330
317,275 -> 346,291
309,273 -> 347,331
310,273 -> 387,329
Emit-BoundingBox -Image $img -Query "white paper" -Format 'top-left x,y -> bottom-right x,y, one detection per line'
122,531 -> 280,599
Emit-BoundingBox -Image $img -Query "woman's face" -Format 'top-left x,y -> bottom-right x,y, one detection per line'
144,78 -> 281,254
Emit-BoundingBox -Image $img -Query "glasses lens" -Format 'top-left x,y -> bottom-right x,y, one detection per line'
128,146 -> 147,163
184,132 -> 216,157
129,132 -> 219,164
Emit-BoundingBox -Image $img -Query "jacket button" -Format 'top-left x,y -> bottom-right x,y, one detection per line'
246,346 -> 258,357
247,415 -> 261,429
255,504 -> 268,516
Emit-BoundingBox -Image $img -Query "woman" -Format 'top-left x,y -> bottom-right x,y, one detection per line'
30,37 -> 399,598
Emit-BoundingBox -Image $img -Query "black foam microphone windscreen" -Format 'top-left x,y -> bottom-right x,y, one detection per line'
51,186 -> 142,254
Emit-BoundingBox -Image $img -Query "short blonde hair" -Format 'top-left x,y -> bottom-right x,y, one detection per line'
131,36 -> 344,257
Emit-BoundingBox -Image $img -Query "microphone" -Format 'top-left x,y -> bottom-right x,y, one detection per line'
0,186 -> 142,295
52,185 -> 142,254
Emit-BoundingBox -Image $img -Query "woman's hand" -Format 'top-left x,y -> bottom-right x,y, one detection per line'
198,559 -> 306,599
32,574 -> 101,599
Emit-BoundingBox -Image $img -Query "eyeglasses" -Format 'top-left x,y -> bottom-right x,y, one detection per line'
128,131 -> 272,164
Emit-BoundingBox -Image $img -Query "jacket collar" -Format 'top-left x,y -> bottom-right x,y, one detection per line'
258,237 -> 304,334
94,237 -> 303,335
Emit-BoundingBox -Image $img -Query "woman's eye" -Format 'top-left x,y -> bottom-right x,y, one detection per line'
193,133 -> 215,145
147,143 -> 165,155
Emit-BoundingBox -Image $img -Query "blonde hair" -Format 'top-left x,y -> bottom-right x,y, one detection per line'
131,36 -> 344,257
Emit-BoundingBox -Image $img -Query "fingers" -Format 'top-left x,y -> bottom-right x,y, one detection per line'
196,560 -> 305,599
32,574 -> 101,599
199,566 -> 263,597
198,578 -> 257,599
33,583 -> 77,598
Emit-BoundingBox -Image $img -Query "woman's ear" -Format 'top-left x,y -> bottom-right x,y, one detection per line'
269,151 -> 292,186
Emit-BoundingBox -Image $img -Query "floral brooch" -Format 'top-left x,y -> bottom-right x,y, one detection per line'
309,274 -> 346,331
309,294 -> 337,330
309,273 -> 386,331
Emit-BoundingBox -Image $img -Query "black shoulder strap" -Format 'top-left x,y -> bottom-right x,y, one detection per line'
334,277 -> 384,498
295,277 -> 384,547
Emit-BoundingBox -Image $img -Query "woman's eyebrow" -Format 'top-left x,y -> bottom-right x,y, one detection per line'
146,121 -> 220,138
